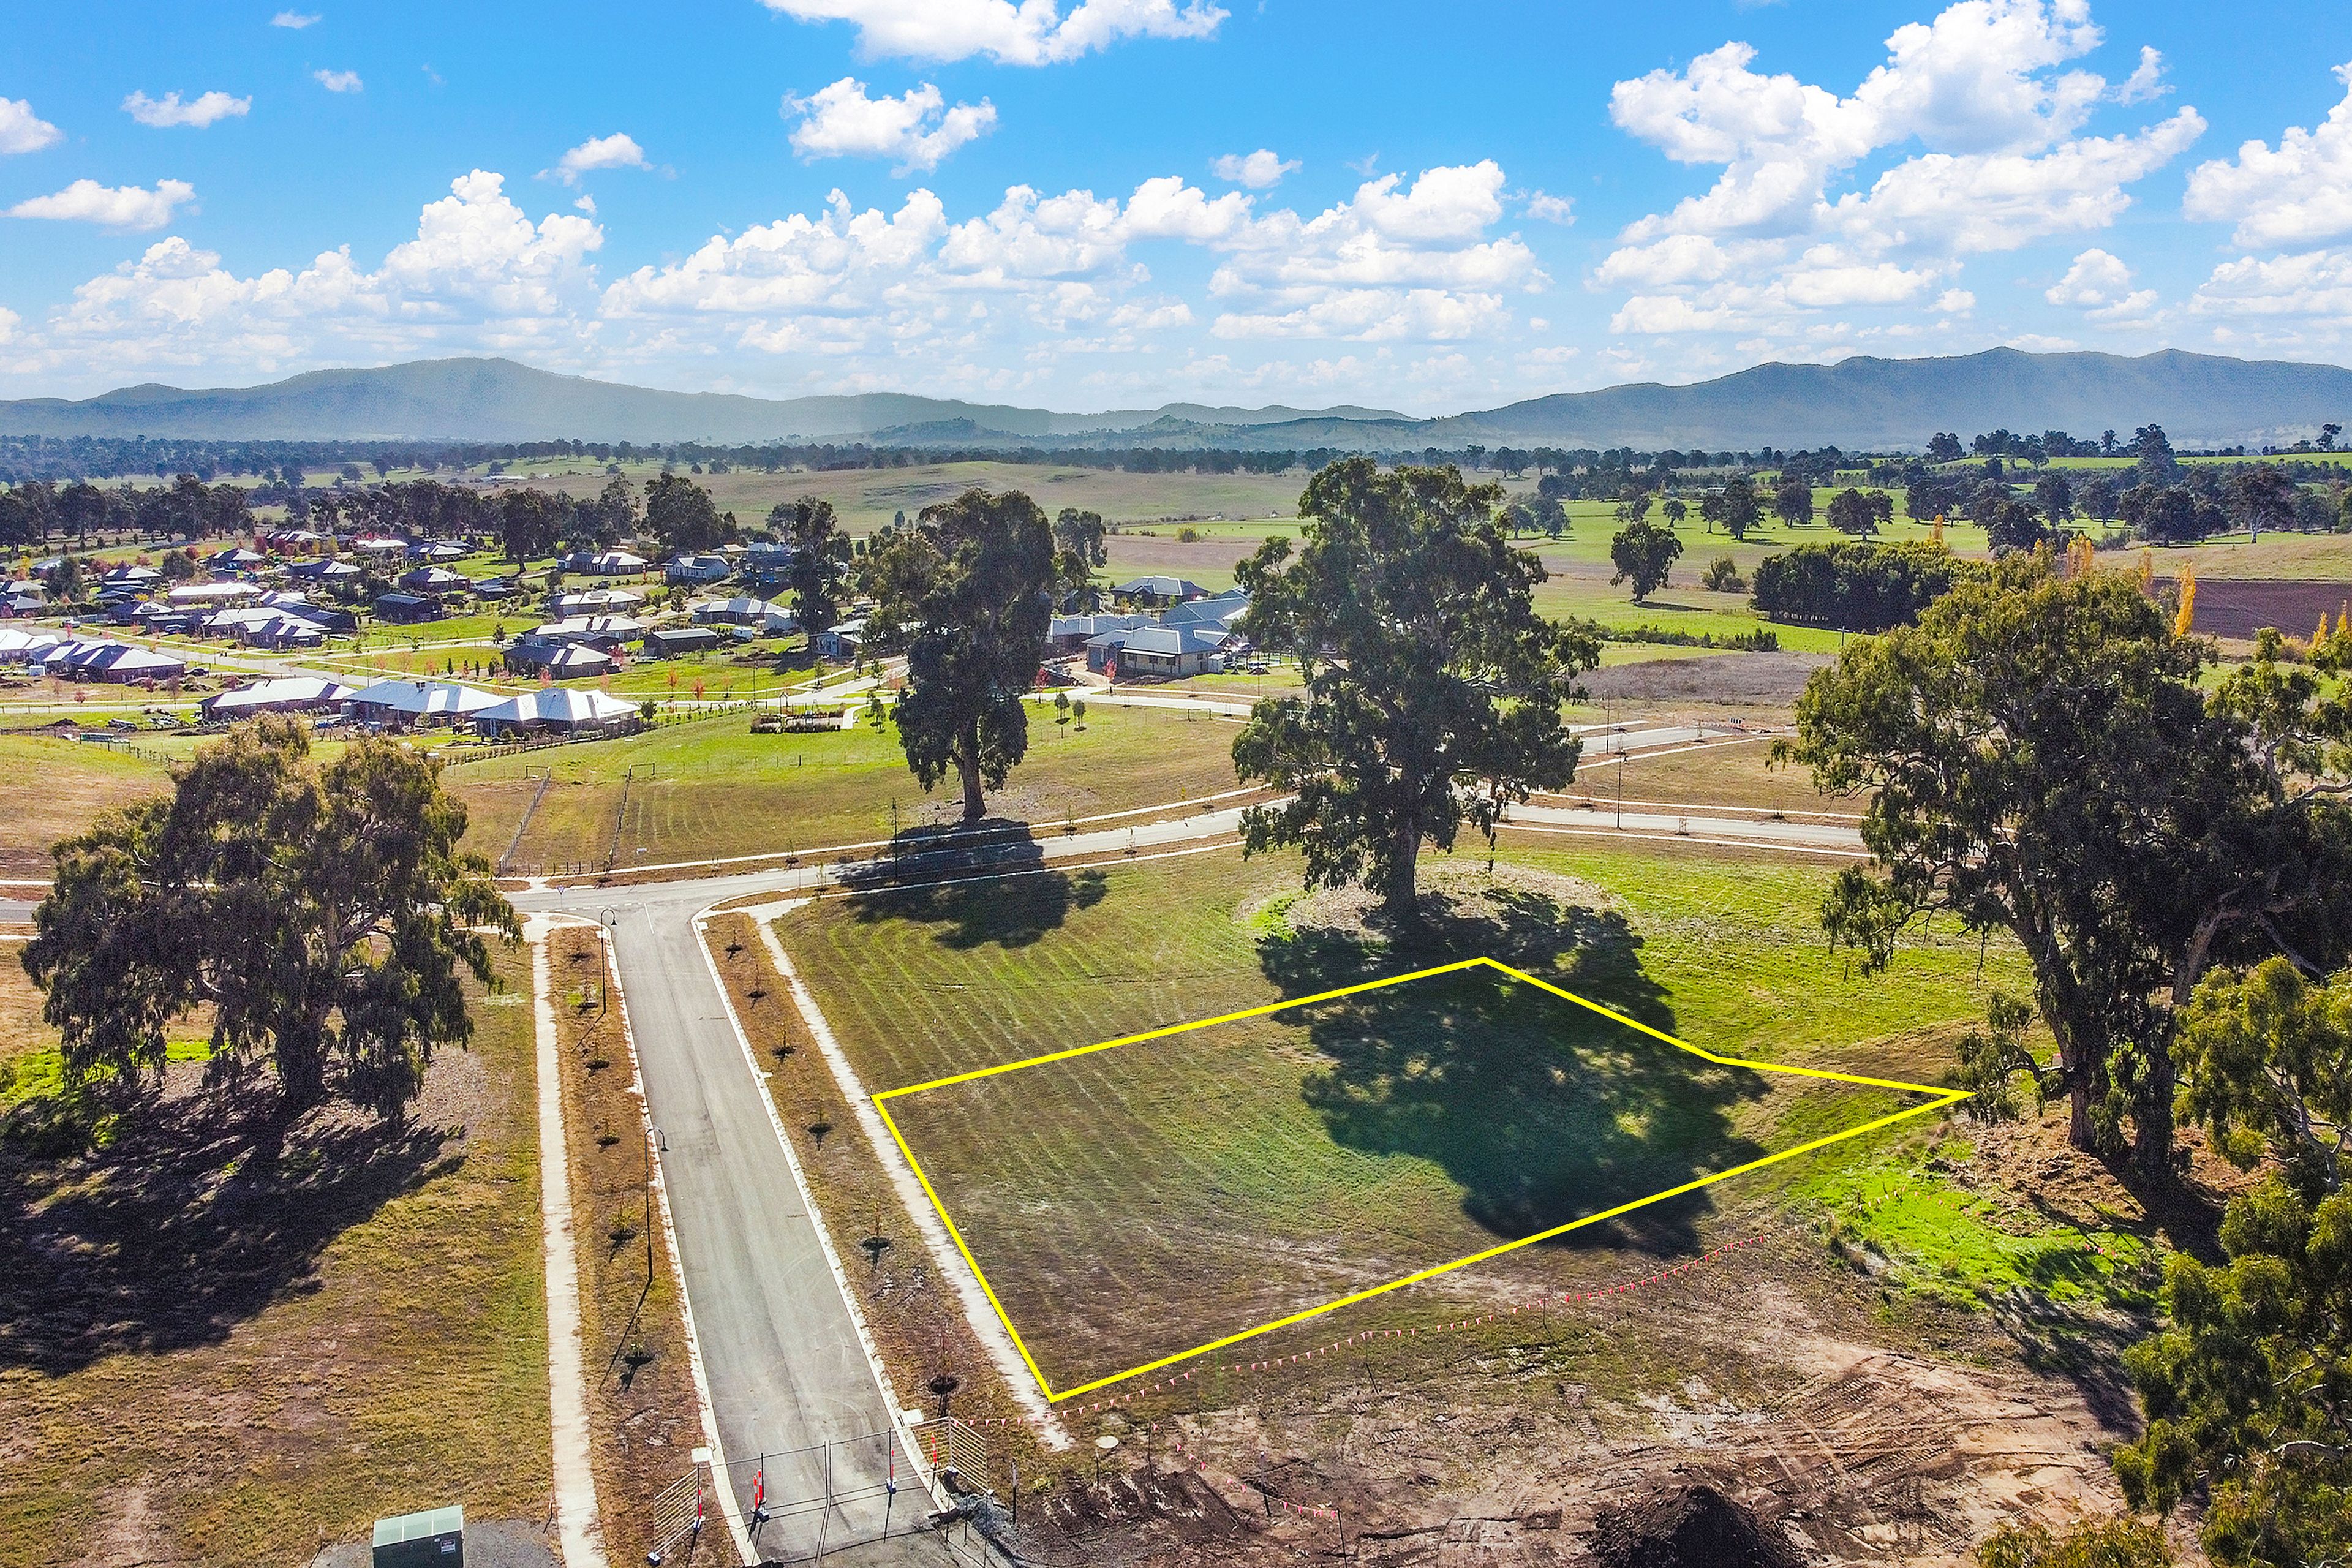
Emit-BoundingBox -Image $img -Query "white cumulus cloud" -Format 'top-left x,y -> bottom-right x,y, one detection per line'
271,10 -> 321,26
123,90 -> 252,129
16,171 -> 603,384
785,79 -> 995,174
2,160 -> 1544,398
549,132 -> 652,186
313,69 -> 363,93
2193,248 -> 2352,328
2045,246 -> 2157,318
1523,191 -> 1575,224
2115,45 -> 2166,105
9,179 -> 197,231
0,98 -> 64,156
1209,149 -> 1297,189
753,0 -> 1226,66
2183,62 -> 2352,249
1599,0 -> 2201,341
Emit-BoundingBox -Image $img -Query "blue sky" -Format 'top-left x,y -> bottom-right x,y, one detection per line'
3,1 -> 2350,414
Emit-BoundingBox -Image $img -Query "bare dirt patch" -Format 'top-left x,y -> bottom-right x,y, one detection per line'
1579,652 -> 1831,705
2169,575 -> 2352,640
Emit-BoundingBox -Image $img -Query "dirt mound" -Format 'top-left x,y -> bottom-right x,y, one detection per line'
1589,1485 -> 1802,1568
1276,859 -> 1616,940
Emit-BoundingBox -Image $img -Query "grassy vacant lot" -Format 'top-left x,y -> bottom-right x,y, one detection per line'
0,734 -> 173,877
0,944 -> 551,1567
458,704 -> 1242,873
1550,734 -> 1839,816
778,842 -> 2030,1396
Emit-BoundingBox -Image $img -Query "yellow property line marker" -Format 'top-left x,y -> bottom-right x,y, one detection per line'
871,954 -> 1965,1404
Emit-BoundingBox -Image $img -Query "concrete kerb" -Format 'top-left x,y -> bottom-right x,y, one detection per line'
595,920 -> 761,1568
734,898 -> 1072,1451
524,915 -> 611,1568
687,907 -> 955,1510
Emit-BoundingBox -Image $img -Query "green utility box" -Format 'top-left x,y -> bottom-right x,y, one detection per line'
372,1505 -> 463,1567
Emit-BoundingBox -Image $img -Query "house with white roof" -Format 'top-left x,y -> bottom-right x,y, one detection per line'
472,686 -> 641,738
342,679 -> 501,729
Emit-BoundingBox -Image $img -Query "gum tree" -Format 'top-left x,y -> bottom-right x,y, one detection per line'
866,488 -> 1057,822
777,495 -> 853,650
1231,459 -> 1599,925
23,716 -> 518,1130
1782,571 -> 2352,1173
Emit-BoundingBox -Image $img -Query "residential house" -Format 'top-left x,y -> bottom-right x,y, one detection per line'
1111,575 -> 1204,606
165,580 -> 263,609
691,596 -> 796,635
549,587 -> 647,617
565,549 -> 648,576
373,591 -> 445,624
505,640 -> 616,679
342,679 -> 500,729
472,687 -> 640,739
524,615 -> 642,651
1115,624 -> 1227,680
815,617 -> 867,660
202,677 -> 356,718
666,553 -> 734,586
398,565 -> 472,595
1164,589 -> 1249,631
1051,611 -> 1148,655
41,641 -> 189,683
644,625 -> 724,657
1084,627 -> 1137,674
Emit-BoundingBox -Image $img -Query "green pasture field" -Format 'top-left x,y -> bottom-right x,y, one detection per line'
439,458 -> 1312,538
776,840 -> 2034,1396
456,702 -> 1242,871
881,954 -> 1952,1396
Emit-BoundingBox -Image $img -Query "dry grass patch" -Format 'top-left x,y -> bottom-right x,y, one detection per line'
0,944 -> 551,1567
0,734 -> 173,878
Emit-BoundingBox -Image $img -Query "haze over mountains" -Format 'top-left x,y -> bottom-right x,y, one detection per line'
2,349 -> 2347,453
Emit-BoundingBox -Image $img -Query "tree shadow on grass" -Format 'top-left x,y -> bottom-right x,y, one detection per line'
0,1087 -> 454,1375
1257,883 -> 1771,1257
840,826 -> 1110,951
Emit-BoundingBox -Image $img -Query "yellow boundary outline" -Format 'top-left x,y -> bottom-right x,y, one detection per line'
872,955 -> 1966,1403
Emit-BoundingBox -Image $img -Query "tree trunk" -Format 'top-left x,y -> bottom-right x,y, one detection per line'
1381,820 -> 1421,928
2066,1074 -> 2095,1153
956,733 -> 986,823
2131,1044 -> 2176,1182
276,1029 -> 326,1116
2046,1006 -> 2098,1153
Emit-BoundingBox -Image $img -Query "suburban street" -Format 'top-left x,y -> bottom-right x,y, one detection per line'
0,750 -> 1865,1568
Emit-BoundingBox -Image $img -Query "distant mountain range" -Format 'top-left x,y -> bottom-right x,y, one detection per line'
2,348 -> 2347,451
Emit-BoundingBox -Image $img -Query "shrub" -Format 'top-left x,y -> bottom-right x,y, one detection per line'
1752,540 -> 1976,631
1701,556 -> 1746,592
1977,1517 -> 2171,1568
